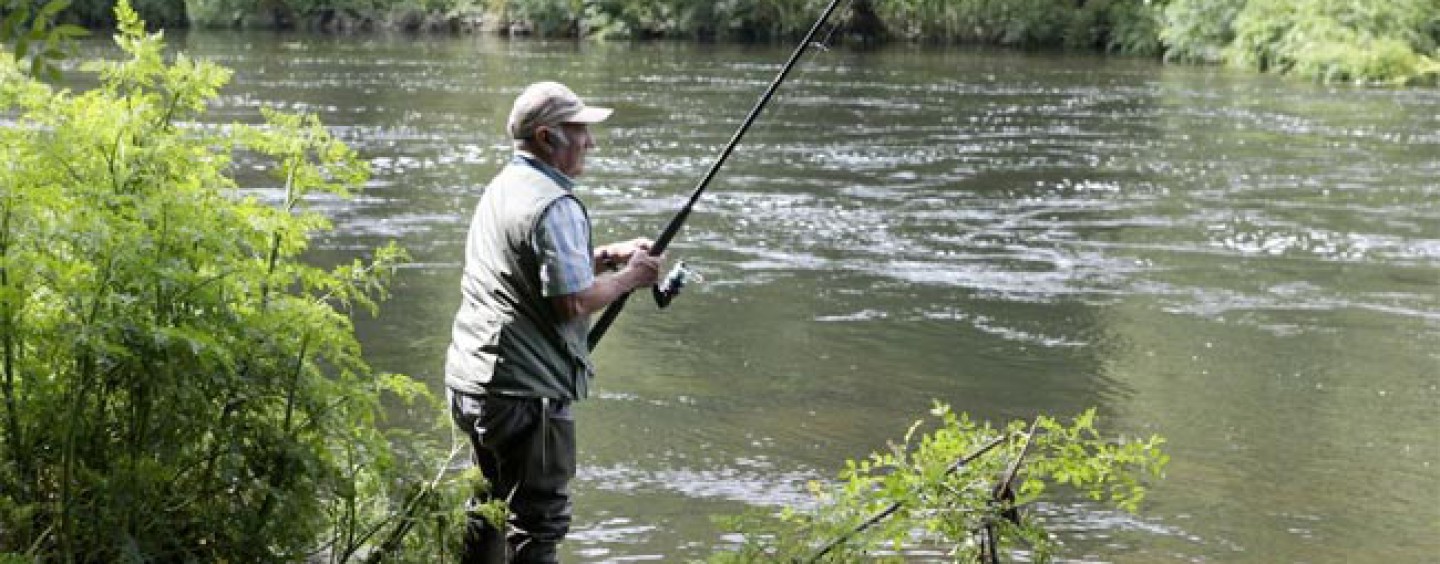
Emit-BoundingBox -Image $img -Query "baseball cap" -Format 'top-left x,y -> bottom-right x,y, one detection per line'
506,81 -> 613,140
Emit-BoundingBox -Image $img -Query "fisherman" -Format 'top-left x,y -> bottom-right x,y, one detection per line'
445,81 -> 664,563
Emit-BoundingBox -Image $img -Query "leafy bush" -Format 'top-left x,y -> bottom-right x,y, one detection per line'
0,1 -> 471,561
875,0 -> 1051,45
0,0 -> 189,28
709,0 -> 827,41
498,0 -> 582,35
80,0 -> 189,26
871,0 -> 1159,51
502,0 -> 824,41
1226,0 -> 1440,84
709,403 -> 1168,562
1097,0 -> 1163,55
183,0 -> 257,28
1157,0 -> 1245,63
0,0 -> 90,80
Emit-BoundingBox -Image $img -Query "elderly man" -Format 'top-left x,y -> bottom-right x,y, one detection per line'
445,81 -> 663,563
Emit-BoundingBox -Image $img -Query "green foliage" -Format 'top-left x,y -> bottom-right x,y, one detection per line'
1094,0 -> 1163,55
183,0 -> 258,28
876,0 -> 1055,45
5,0 -> 485,30
15,0 -> 1439,83
486,0 -> 822,40
505,0 -> 583,36
0,0 -> 89,80
869,0 -> 1162,52
1224,0 -> 1440,84
1156,0 -> 1244,63
498,0 -> 1164,46
1154,0 -> 1440,83
1,0 -> 188,28
64,0 -> 188,27
0,1 -> 472,560
709,403 -> 1168,562
704,0 -> 827,41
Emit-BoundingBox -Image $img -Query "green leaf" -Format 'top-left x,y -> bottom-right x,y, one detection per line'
40,0 -> 71,18
1,8 -> 29,41
25,16 -> 45,39
51,24 -> 89,40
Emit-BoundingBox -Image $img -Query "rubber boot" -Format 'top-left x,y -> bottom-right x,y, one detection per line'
462,507 -> 508,564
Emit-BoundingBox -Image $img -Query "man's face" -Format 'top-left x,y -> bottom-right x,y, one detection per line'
549,123 -> 595,178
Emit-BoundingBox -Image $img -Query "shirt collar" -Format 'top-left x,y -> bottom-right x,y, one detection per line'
513,150 -> 574,191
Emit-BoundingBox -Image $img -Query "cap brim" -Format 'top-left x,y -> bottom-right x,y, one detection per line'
566,106 -> 612,124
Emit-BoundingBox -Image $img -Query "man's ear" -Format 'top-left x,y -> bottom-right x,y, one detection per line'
535,127 -> 554,153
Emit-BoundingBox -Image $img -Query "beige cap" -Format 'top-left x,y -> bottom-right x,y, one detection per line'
506,81 -> 613,140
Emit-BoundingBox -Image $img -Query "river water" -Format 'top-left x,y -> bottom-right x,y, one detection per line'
158,31 -> 1437,562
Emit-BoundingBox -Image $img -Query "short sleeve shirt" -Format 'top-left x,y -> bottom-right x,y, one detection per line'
513,152 -> 594,298
532,197 -> 594,297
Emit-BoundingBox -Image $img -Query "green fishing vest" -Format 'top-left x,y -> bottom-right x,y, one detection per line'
445,160 -> 594,400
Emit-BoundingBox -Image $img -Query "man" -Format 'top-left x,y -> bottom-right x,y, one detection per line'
445,81 -> 664,563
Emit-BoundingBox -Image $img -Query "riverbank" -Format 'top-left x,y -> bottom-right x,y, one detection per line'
182,3 -> 493,34
17,0 -> 1440,83
206,0 -> 1440,86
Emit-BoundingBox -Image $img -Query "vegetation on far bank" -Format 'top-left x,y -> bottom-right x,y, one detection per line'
5,0 -> 1437,84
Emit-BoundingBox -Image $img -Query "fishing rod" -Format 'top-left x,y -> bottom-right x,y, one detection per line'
587,0 -> 850,350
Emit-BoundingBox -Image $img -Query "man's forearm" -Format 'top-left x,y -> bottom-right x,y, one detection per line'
553,268 -> 651,320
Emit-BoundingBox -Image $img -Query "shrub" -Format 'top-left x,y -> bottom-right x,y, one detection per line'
1157,0 -> 1246,63
0,1 -> 468,560
1226,0 -> 1440,84
183,0 -> 258,28
1098,0 -> 1164,56
498,0 -> 583,36
709,403 -> 1168,562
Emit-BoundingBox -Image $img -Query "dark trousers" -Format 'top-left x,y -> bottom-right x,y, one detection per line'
448,390 -> 577,564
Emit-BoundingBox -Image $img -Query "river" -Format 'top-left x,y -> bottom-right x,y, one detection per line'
155,30 -> 1438,562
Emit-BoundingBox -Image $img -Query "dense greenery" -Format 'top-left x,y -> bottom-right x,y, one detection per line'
1,0 -> 90,80
181,0 -> 489,30
0,2 -> 478,560
1222,0 -> 1440,83
3,0 -> 186,28
1159,0 -> 1440,83
494,0 -> 1440,83
6,0 -> 1438,82
709,403 -> 1168,562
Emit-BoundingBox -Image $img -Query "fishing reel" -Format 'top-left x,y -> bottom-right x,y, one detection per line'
652,260 -> 702,309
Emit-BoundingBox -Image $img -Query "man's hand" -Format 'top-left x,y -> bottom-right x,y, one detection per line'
555,246 -> 665,320
595,238 -> 653,272
620,248 -> 664,289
